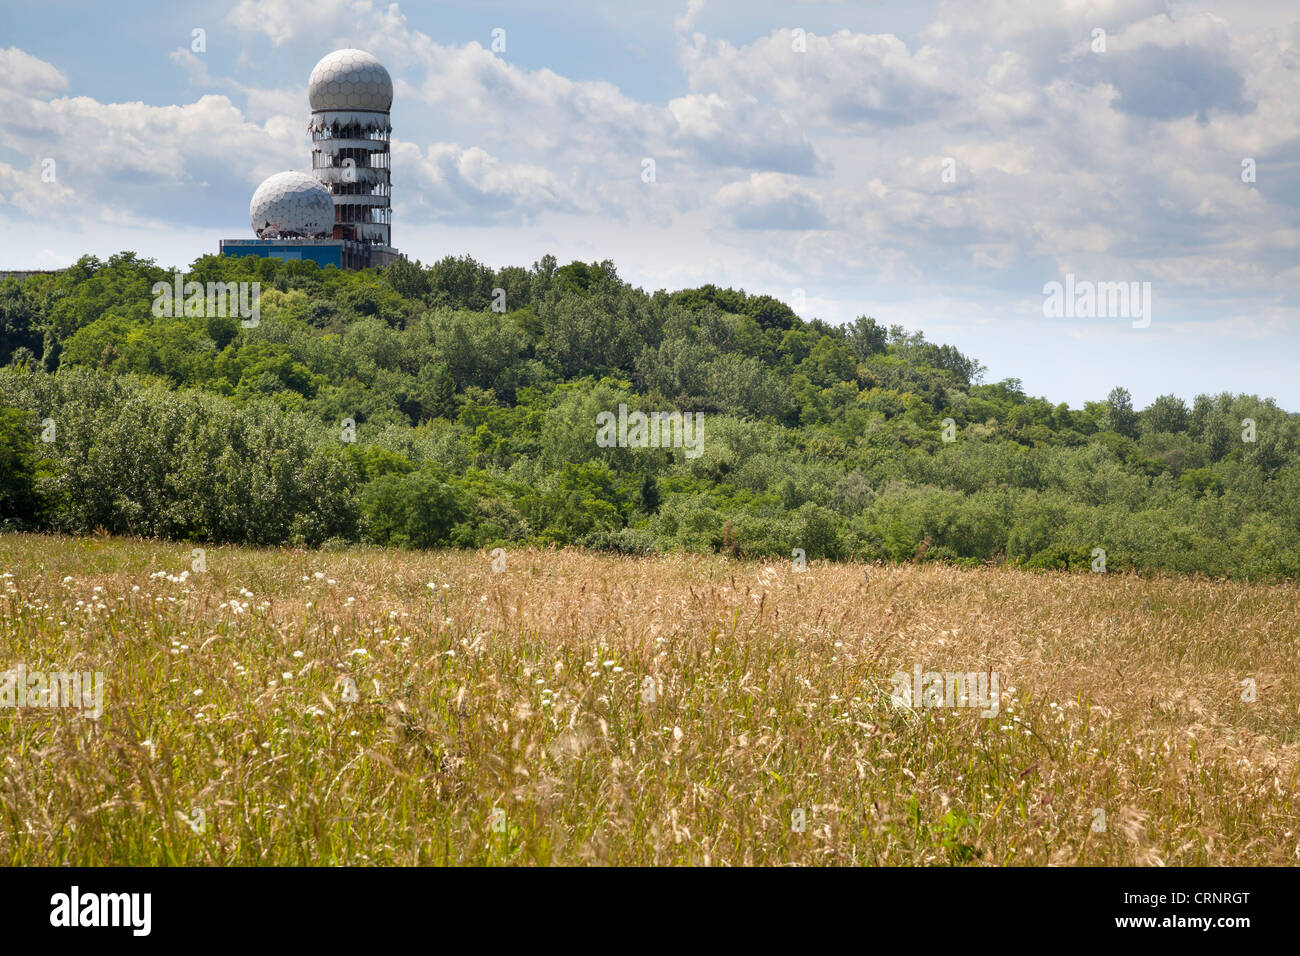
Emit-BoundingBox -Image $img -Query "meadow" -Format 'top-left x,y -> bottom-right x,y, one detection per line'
2,532 -> 1297,866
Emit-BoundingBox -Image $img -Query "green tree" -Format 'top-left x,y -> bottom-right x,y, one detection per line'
1104,387 -> 1139,437
0,405 -> 43,525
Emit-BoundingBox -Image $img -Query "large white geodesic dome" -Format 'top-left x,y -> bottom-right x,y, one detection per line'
249,171 -> 336,238
308,49 -> 393,112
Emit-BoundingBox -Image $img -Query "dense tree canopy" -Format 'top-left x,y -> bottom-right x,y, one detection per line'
1,251 -> 1296,578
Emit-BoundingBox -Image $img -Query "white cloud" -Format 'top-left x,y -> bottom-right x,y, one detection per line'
674,0 -> 708,35
225,0 -> 363,48
715,173 -> 827,230
398,142 -> 585,222
0,46 -> 68,97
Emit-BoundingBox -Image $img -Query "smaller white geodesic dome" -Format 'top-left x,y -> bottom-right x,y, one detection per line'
249,171 -> 336,238
308,49 -> 393,112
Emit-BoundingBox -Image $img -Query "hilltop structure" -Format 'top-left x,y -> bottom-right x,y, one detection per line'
220,49 -> 403,271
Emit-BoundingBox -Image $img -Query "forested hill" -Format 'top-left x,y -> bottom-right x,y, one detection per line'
1,251 -> 1297,578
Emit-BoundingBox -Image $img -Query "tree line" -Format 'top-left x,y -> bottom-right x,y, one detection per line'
0,251 -> 1296,578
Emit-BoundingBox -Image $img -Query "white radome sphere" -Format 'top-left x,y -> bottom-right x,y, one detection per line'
249,171 -> 336,238
308,49 -> 393,112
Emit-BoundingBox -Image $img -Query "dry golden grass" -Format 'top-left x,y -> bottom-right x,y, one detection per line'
1,532 -> 1298,866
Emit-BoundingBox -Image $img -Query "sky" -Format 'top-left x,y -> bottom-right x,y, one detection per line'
1,0 -> 1297,410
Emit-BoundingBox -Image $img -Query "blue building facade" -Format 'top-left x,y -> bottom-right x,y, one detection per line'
220,239 -> 345,269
